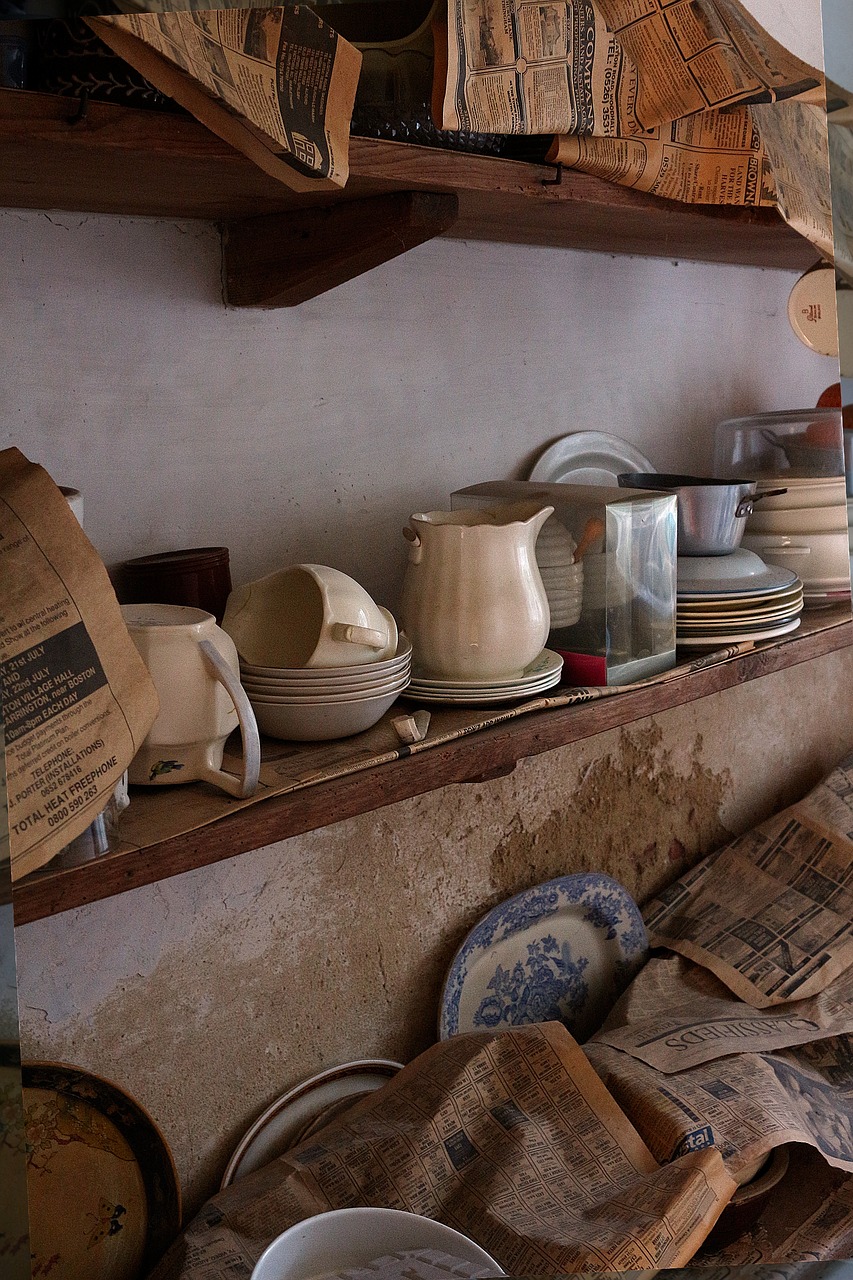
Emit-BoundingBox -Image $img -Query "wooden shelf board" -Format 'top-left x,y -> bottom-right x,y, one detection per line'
12,614 -> 852,927
0,89 -> 819,269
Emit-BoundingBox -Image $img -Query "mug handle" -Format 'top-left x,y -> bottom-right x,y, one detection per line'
330,622 -> 387,649
198,639 -> 261,799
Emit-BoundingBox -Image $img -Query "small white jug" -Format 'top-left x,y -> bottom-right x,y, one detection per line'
121,604 -> 260,797
401,501 -> 553,679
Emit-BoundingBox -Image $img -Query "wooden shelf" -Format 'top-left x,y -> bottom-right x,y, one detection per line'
12,614 -> 852,927
0,88 -> 821,271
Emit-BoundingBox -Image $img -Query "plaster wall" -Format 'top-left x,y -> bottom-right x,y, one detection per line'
15,647 -> 853,1214
5,209 -> 851,1221
0,210 -> 837,610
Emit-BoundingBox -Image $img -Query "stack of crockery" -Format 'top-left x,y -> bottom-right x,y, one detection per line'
617,473 -> 804,646
740,476 -> 851,607
222,564 -> 409,741
534,516 -> 584,628
714,407 -> 850,607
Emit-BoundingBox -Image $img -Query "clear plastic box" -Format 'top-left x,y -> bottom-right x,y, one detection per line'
714,408 -> 844,480
451,480 -> 677,687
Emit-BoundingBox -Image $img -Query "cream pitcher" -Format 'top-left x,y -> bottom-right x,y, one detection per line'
401,501 -> 553,679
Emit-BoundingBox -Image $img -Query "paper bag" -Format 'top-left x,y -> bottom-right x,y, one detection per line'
0,448 -> 159,881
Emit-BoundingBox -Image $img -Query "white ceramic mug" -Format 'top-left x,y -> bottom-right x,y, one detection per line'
222,564 -> 397,668
121,604 -> 260,797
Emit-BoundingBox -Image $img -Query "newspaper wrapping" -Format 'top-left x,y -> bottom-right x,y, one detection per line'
642,754 -> 853,1009
0,448 -> 159,880
89,6 -> 361,192
575,756 -> 853,1182
594,952 -> 853,1075
434,0 -> 831,255
148,1023 -> 735,1279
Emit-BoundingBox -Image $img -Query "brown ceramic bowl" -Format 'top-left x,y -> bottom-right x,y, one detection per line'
703,1145 -> 791,1252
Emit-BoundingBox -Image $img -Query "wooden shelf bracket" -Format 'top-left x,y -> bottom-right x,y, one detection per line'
222,190 -> 460,307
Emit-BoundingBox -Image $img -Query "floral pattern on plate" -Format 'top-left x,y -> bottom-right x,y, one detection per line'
439,873 -> 648,1043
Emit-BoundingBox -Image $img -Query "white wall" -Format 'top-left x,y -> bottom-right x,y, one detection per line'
1,210 -> 836,612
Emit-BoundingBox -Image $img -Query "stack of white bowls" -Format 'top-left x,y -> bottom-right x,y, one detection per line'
740,477 -> 851,605
239,636 -> 412,741
535,516 -> 584,627
222,564 -> 410,741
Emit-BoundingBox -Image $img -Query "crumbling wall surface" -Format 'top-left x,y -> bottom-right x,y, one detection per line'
14,645 -> 853,1214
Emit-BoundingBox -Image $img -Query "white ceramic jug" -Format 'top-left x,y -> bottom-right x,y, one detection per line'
400,501 -> 553,679
121,604 -> 260,797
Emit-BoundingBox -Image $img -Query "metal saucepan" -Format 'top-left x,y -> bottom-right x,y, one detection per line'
617,473 -> 787,556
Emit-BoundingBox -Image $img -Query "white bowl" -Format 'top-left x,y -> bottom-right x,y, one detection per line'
747,504 -> 848,534
251,1207 -> 504,1280
251,689 -> 404,740
677,548 -> 769,585
742,531 -> 850,582
755,477 -> 847,510
241,636 -> 412,681
242,661 -> 411,696
248,674 -> 411,706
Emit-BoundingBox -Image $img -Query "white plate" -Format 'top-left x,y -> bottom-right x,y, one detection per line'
411,649 -> 562,691
677,569 -> 800,599
252,1208 -> 504,1280
405,670 -> 562,705
676,618 -> 802,647
221,1060 -> 402,1188
528,432 -> 655,486
676,585 -> 803,610
677,601 -> 803,623
439,873 -> 647,1043
678,610 -> 802,630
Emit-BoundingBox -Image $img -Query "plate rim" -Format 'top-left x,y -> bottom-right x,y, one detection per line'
410,649 -> 562,690
404,671 -> 562,705
438,872 -> 647,1040
677,568 -> 800,598
528,432 -> 655,485
220,1059 -> 403,1189
22,1060 -> 182,1270
676,617 -> 802,646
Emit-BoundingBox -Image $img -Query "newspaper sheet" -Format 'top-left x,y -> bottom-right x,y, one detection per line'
148,1023 -> 735,1279
0,449 -> 159,881
751,100 -> 836,261
434,0 -> 820,139
89,6 -> 361,192
829,117 -> 853,283
548,106 -> 775,207
434,0 -> 831,254
594,953 -> 853,1074
586,1029 -> 853,1179
642,754 -> 853,1009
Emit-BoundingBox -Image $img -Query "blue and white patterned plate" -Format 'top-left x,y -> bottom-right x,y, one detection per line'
439,873 -> 648,1043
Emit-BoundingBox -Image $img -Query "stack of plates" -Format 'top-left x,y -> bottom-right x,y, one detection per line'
406,649 -> 563,705
240,636 -> 412,740
676,550 -> 803,648
741,475 -> 850,607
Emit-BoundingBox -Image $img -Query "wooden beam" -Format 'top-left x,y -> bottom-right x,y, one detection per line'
222,191 -> 460,307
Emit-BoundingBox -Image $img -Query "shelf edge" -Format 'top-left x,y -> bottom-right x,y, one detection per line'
13,618 -> 852,926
